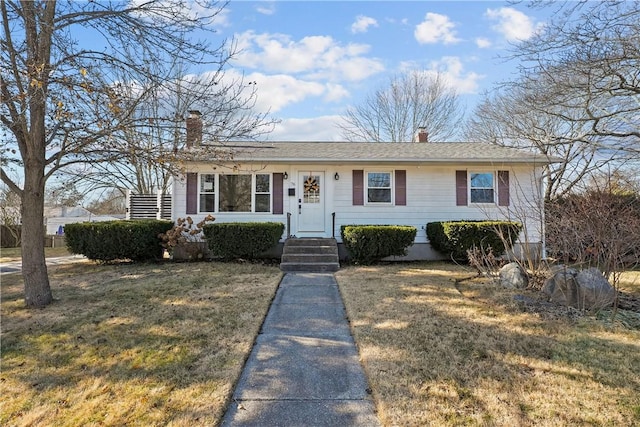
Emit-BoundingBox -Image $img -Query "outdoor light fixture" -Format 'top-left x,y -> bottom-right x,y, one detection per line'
283,171 -> 289,180
334,172 -> 340,181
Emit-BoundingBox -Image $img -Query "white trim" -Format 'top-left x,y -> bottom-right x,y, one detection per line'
197,172 -> 274,214
469,171 -> 496,205
365,170 -> 394,205
199,173 -> 216,213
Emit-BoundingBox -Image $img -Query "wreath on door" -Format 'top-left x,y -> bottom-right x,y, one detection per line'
304,176 -> 319,193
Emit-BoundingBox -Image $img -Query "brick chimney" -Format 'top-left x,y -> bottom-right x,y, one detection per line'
185,110 -> 202,147
415,127 -> 429,143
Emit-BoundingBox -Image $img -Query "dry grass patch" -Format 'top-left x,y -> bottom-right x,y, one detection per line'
1,261 -> 282,426
336,262 -> 640,426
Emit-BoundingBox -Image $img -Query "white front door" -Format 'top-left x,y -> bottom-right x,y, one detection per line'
298,171 -> 325,233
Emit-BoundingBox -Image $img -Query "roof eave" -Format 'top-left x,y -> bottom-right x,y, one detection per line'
189,157 -> 555,164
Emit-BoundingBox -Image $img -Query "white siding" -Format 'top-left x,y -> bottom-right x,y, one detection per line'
332,164 -> 544,246
173,162 -> 546,248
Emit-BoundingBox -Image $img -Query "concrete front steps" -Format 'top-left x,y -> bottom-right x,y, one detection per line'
280,238 -> 340,272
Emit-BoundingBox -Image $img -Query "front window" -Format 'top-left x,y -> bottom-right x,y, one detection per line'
199,173 -> 273,213
470,172 -> 495,203
255,174 -> 271,212
367,172 -> 391,203
200,174 -> 215,212
219,174 -> 252,212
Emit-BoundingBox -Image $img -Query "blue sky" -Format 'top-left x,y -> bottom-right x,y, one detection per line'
193,1 -> 549,140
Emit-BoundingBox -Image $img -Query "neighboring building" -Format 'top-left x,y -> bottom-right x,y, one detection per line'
171,131 -> 553,260
44,206 -> 120,235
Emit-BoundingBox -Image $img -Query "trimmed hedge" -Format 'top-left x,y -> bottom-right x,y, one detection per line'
426,220 -> 522,261
65,220 -> 173,262
203,222 -> 284,259
341,225 -> 417,265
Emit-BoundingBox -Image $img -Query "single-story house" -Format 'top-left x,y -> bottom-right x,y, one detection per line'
172,119 -> 552,260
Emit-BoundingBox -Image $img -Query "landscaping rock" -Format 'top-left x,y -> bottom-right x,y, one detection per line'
499,262 -> 528,289
542,267 -> 579,308
542,267 -> 615,310
575,268 -> 616,309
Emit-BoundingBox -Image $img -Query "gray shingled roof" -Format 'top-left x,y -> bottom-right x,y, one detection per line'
188,141 -> 553,164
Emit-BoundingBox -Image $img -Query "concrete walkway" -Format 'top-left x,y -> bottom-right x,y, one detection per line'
0,255 -> 88,275
222,273 -> 380,427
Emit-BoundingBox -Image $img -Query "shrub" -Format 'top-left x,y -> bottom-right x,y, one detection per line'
546,190 -> 640,276
65,220 -> 173,262
426,220 -> 522,261
159,215 -> 215,261
341,225 -> 417,265
203,222 -> 284,259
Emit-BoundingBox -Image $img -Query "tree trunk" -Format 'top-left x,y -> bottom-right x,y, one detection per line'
21,159 -> 52,308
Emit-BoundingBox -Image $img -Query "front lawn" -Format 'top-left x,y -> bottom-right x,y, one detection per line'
4,259 -> 638,426
0,261 -> 282,426
336,263 -> 640,426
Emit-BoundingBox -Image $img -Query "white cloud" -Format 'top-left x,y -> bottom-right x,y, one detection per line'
219,70 -> 350,114
351,15 -> 378,34
249,73 -> 325,113
397,57 -> 483,94
324,83 -> 350,103
211,7 -> 231,28
485,7 -> 539,41
475,37 -> 492,48
414,12 -> 460,45
256,2 -> 275,15
129,0 -> 230,28
426,56 -> 484,94
307,56 -> 385,82
266,116 -> 344,141
234,31 -> 384,82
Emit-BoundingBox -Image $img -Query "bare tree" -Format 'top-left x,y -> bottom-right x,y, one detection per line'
512,1 -> 640,156
339,71 -> 465,142
467,1 -> 640,200
56,58 -> 277,196
45,182 -> 84,207
545,181 -> 640,283
85,188 -> 126,215
0,185 -> 21,246
465,84 -> 623,201
0,0 -> 271,308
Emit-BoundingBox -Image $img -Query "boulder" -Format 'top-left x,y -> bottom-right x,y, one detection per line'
499,262 -> 528,289
542,267 -> 615,310
542,267 -> 579,307
575,268 -> 616,309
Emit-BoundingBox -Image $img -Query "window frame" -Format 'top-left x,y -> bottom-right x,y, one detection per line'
365,170 -> 393,205
199,173 -> 216,213
469,172 -> 496,204
198,173 -> 273,213
254,173 -> 272,213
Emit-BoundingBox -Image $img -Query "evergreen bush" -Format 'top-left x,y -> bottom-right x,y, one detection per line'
65,220 -> 173,262
203,222 -> 284,259
341,225 -> 417,265
426,220 -> 521,261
